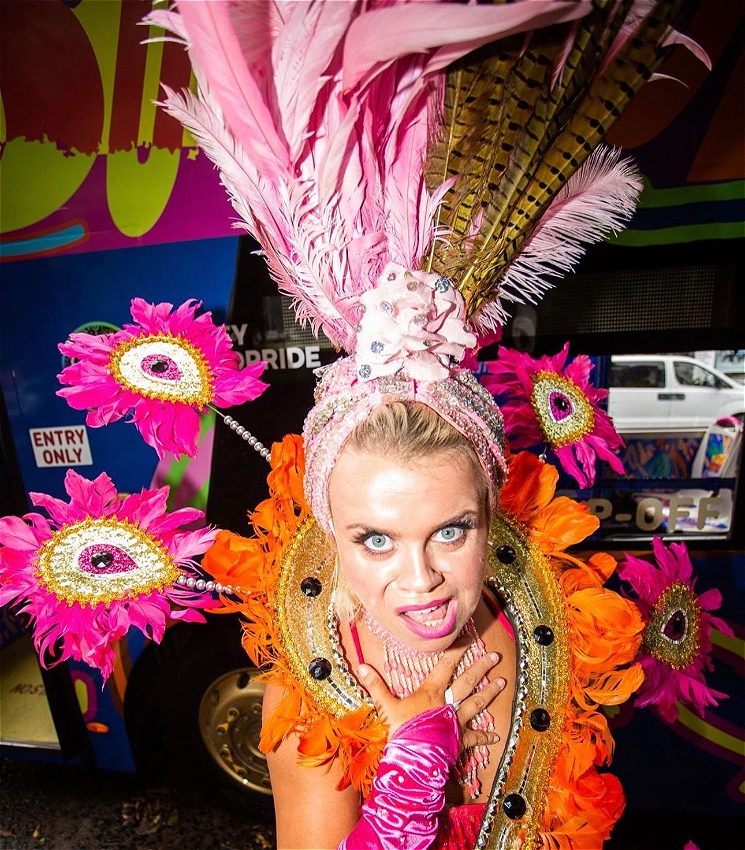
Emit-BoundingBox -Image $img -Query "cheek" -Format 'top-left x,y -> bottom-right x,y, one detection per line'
462,561 -> 487,590
451,535 -> 487,581
455,542 -> 489,589
337,546 -> 388,603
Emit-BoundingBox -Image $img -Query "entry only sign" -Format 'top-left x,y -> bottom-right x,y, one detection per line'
30,426 -> 92,468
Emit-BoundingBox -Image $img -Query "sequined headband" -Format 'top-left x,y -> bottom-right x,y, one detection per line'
302,356 -> 507,535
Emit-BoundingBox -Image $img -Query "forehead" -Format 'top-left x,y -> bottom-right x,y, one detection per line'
328,447 -> 482,526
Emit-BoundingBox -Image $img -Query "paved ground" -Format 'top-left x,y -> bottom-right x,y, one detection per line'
0,757 -> 275,850
0,756 -> 739,850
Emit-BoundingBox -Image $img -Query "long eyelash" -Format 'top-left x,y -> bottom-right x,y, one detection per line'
352,530 -> 378,545
445,518 -> 476,532
351,518 -> 477,547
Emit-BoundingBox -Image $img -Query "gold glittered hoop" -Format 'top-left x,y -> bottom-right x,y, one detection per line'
275,515 -> 369,718
477,510 -> 570,850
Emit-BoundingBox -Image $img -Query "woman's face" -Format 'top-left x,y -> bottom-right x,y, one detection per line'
328,446 -> 489,652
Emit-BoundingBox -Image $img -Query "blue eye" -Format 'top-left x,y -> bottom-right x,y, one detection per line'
363,533 -> 392,552
435,525 -> 464,543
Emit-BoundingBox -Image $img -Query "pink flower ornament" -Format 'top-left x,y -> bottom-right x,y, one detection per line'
0,470 -> 218,681
618,537 -> 733,723
355,264 -> 477,382
57,298 -> 268,459
483,342 -> 625,487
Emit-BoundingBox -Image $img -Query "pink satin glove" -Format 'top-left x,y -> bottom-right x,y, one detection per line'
338,705 -> 460,850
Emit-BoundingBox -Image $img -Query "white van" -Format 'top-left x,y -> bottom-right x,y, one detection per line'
607,354 -> 745,437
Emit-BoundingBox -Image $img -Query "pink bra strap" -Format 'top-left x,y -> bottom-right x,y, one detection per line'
481,587 -> 514,641
349,619 -> 366,665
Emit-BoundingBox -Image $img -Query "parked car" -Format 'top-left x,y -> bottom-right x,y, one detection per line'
607,355 -> 745,436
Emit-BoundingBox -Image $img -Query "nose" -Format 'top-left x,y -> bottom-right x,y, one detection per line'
397,546 -> 443,594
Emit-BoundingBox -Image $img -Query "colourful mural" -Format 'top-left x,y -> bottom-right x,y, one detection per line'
606,0 -> 745,246
0,0 -> 235,261
621,436 -> 701,480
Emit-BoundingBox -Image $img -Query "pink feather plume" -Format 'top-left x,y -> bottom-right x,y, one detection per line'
146,0 -> 593,351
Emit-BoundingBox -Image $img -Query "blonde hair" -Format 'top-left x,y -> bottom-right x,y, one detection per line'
348,401 -> 489,500
331,401 -> 491,621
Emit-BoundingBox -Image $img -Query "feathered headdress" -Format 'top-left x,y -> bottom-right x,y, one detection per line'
144,0 -> 706,527
146,0 -> 590,349
146,0 -> 705,342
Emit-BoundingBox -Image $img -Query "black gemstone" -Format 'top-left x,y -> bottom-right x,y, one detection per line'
90,551 -> 113,568
150,359 -> 169,373
533,624 -> 554,646
308,657 -> 332,680
663,610 -> 687,641
530,707 -> 551,732
503,793 -> 526,820
300,577 -> 322,597
495,545 -> 516,564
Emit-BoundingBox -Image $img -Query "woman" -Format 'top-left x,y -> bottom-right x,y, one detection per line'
263,401 -> 515,849
150,2 -> 703,846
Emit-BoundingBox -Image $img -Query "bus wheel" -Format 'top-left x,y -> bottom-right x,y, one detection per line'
127,618 -> 273,816
197,665 -> 271,802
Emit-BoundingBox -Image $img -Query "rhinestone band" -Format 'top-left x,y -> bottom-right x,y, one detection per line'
302,357 -> 506,533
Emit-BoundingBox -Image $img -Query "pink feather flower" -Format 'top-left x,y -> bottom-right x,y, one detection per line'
0,470 -> 219,682
617,538 -> 733,723
57,298 -> 268,459
482,342 -> 625,488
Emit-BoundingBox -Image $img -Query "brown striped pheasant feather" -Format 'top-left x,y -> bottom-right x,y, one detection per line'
424,0 -> 698,328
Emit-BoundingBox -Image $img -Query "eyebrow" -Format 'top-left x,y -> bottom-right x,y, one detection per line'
344,508 -> 482,536
442,509 -> 482,528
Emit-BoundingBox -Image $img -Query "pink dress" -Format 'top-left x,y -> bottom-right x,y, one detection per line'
434,804 -> 488,850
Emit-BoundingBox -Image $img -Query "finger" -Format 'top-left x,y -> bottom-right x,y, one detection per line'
459,676 -> 507,722
356,663 -> 395,712
462,726 -> 501,750
451,651 -> 501,698
357,663 -> 447,737
425,644 -> 472,692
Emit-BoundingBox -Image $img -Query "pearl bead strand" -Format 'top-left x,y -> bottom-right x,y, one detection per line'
175,574 -> 251,596
209,406 -> 271,461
